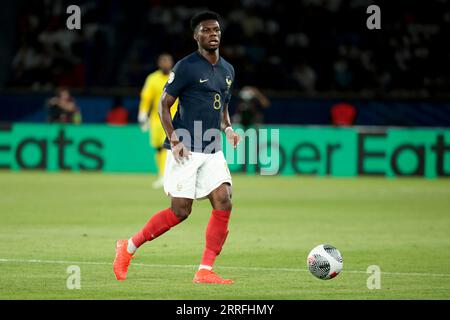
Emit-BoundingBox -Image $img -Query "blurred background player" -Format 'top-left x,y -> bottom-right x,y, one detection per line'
233,86 -> 270,131
138,54 -> 178,188
47,87 -> 81,124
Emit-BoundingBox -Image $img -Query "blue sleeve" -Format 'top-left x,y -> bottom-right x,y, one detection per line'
164,61 -> 189,98
225,66 -> 235,104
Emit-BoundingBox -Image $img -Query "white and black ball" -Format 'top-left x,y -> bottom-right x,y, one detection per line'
307,244 -> 343,280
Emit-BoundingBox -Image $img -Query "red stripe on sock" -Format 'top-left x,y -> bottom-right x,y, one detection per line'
131,208 -> 180,248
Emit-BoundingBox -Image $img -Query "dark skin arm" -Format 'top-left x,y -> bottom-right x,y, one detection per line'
222,103 -> 240,148
159,93 -> 239,155
158,91 -> 177,142
158,91 -> 191,161
221,103 -> 232,131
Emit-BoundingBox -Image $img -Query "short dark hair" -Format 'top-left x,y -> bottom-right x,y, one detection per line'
190,11 -> 221,32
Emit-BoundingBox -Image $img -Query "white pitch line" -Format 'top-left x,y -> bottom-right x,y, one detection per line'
1,258 -> 450,278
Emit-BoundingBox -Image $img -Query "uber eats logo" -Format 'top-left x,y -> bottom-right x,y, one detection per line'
235,129 -> 450,178
0,126 -> 103,171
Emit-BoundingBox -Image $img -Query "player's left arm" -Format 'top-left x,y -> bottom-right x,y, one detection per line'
222,67 -> 240,148
223,102 -> 240,149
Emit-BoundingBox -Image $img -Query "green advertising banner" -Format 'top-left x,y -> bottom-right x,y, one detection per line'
0,123 -> 449,178
0,124 -> 156,173
386,129 -> 450,178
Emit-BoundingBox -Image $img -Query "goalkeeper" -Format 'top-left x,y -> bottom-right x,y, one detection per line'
138,53 -> 178,188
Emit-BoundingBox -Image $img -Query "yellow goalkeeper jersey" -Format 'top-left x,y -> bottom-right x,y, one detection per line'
139,69 -> 178,130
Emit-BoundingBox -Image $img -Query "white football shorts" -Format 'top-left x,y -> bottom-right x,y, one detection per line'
163,150 -> 232,199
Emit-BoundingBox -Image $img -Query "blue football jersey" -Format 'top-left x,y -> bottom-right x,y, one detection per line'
163,51 -> 235,153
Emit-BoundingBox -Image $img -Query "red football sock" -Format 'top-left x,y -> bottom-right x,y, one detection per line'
131,208 -> 180,248
200,209 -> 231,268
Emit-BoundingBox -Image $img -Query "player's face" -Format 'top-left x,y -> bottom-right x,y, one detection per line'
158,55 -> 173,74
195,20 -> 221,52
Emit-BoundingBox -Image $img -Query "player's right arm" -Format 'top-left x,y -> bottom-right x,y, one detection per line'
158,92 -> 177,145
159,92 -> 190,162
158,61 -> 191,163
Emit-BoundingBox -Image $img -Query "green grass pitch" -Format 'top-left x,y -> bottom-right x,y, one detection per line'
0,171 -> 449,299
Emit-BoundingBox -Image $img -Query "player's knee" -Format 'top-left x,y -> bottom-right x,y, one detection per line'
172,205 -> 192,221
215,195 -> 232,211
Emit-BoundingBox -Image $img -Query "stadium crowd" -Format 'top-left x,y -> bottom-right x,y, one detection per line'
7,0 -> 449,95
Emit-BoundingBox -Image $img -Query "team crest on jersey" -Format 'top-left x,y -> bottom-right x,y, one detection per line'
168,72 -> 175,84
225,76 -> 232,88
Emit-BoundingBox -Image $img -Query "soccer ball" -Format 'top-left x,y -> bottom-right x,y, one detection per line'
307,244 -> 343,280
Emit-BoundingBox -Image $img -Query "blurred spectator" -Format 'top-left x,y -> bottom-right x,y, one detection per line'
233,86 -> 270,130
106,96 -> 129,125
293,62 -> 317,93
47,87 -> 81,124
6,0 -> 450,96
331,102 -> 357,126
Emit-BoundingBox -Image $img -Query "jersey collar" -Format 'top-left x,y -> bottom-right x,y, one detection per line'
195,51 -> 222,66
